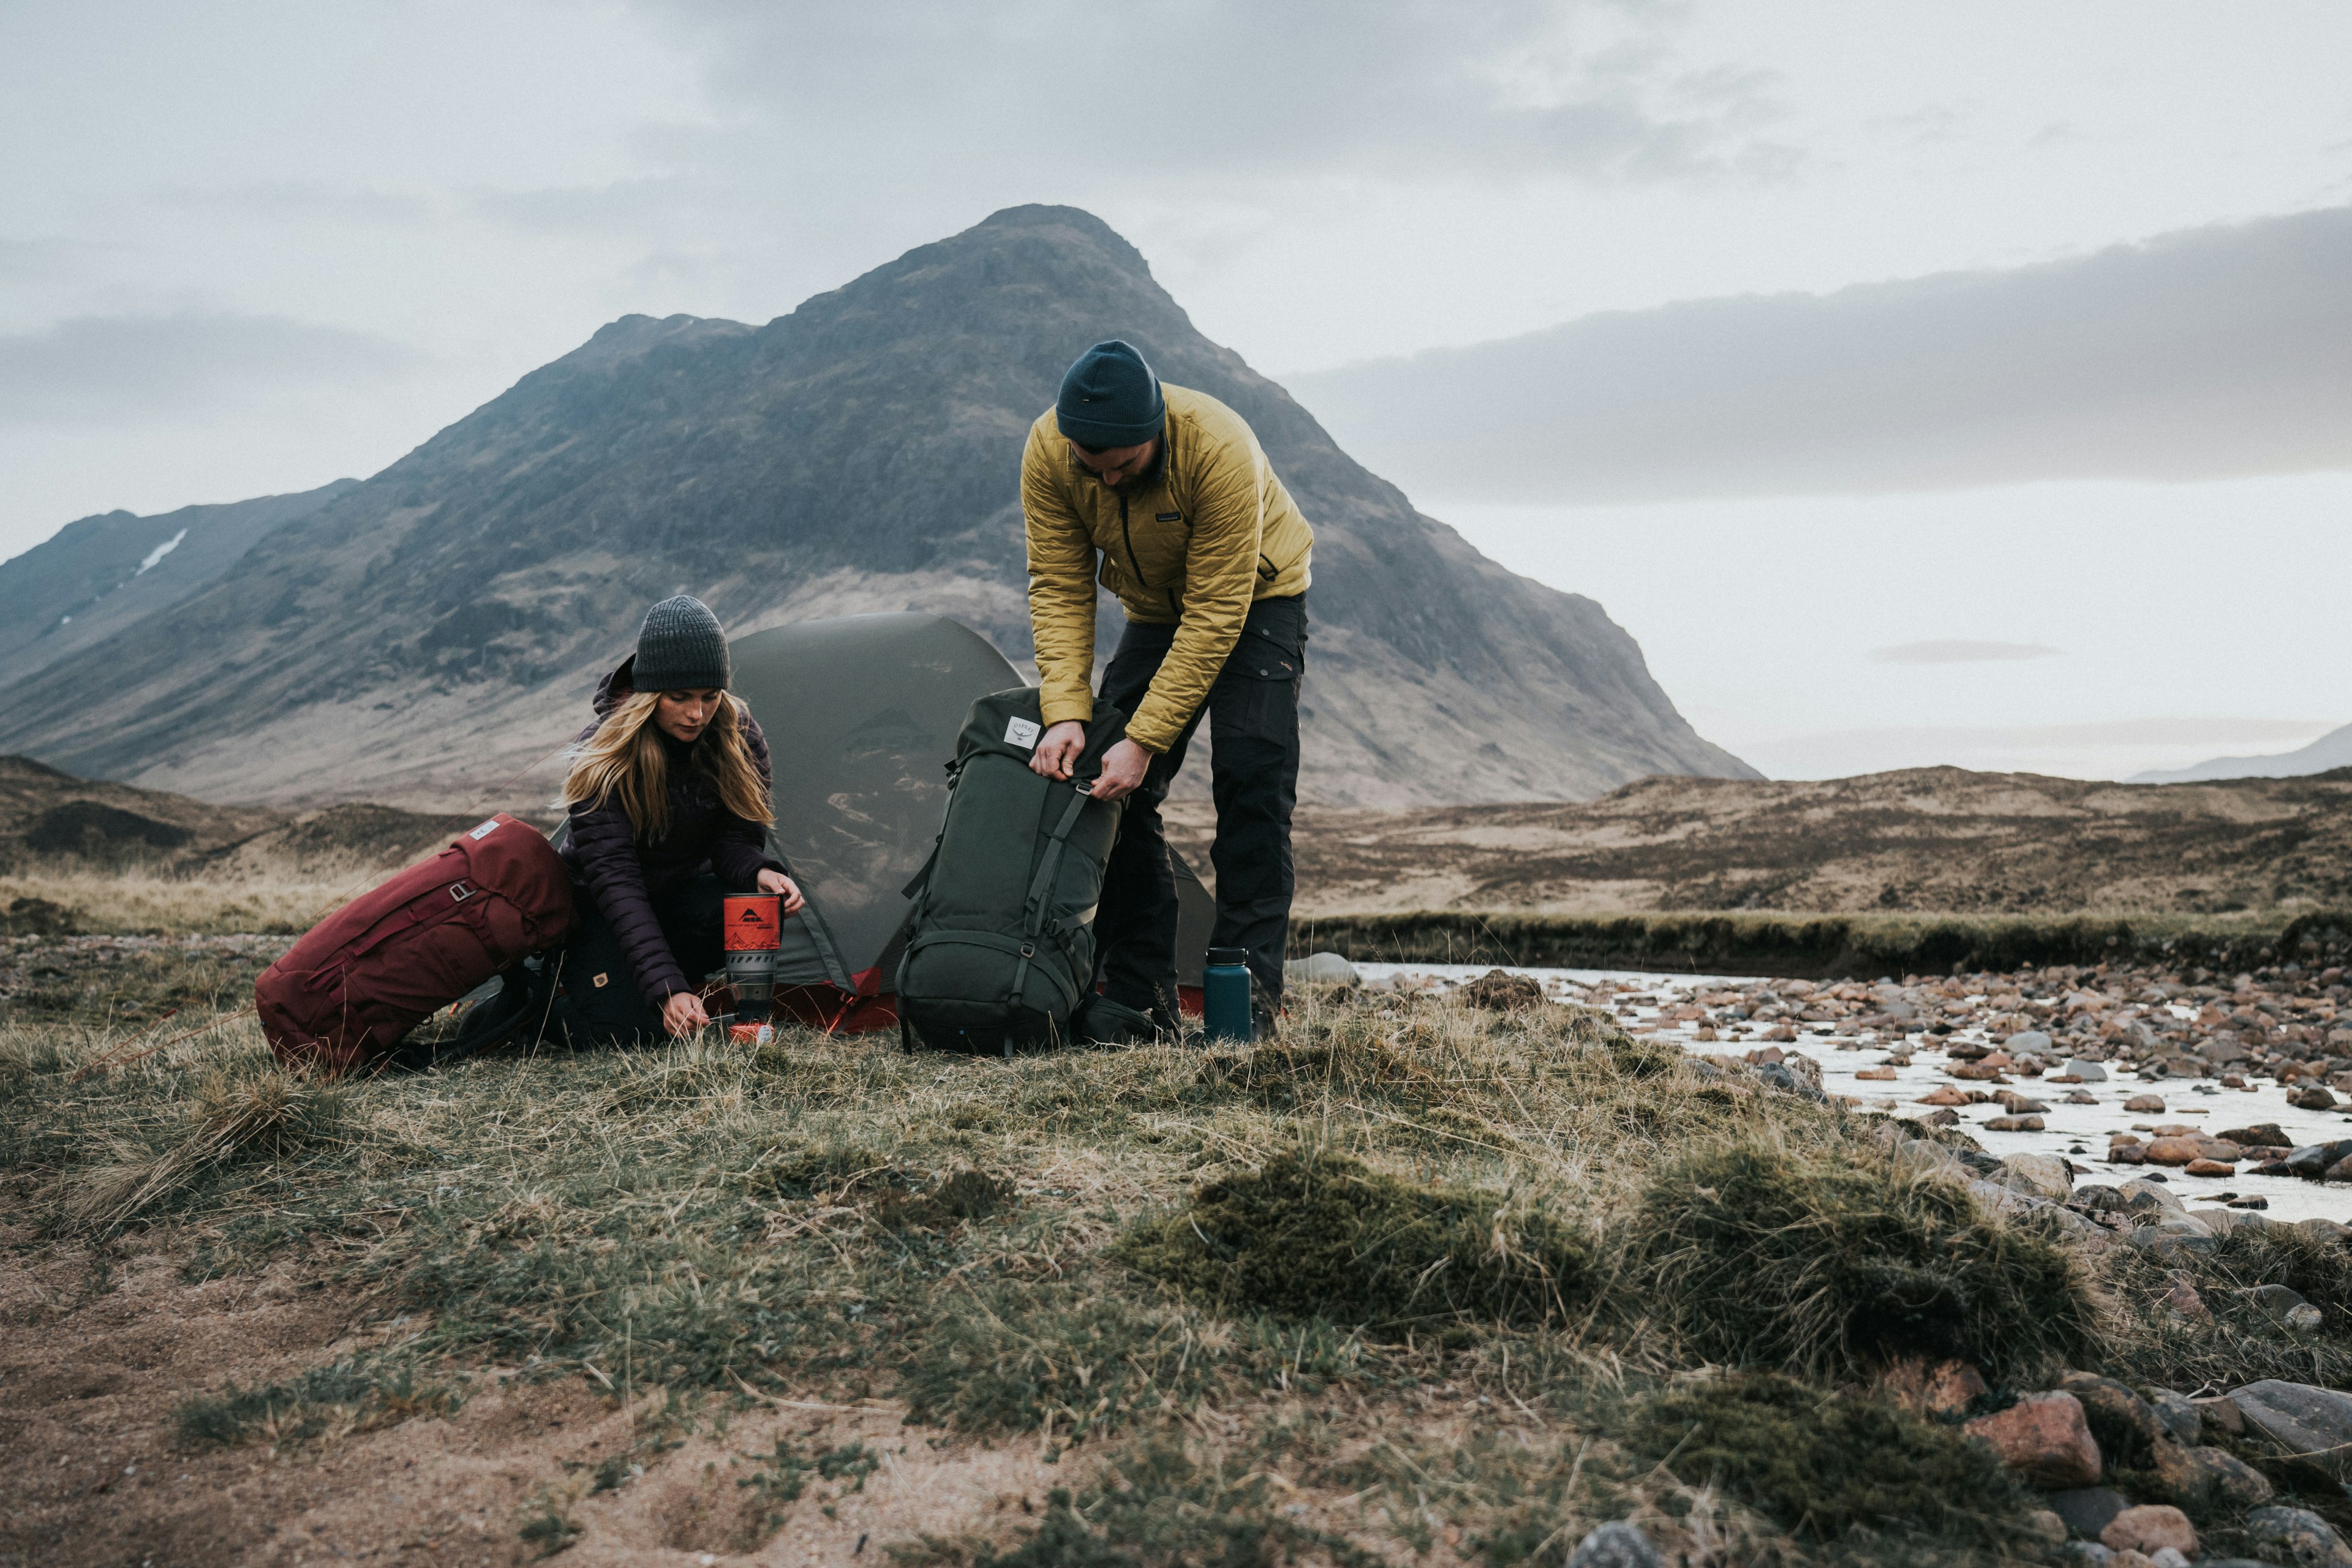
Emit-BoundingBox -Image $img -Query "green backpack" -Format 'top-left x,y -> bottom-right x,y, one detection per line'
895,689 -> 1152,1055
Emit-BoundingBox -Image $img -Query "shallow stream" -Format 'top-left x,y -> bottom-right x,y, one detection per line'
1349,962 -> 2352,1223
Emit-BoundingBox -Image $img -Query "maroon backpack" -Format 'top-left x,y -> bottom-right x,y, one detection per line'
257,814 -> 575,1074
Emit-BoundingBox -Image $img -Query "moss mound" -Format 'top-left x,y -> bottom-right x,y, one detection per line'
1117,1149 -> 1590,1331
1639,1141 -> 2098,1381
1637,1373 -> 2035,1549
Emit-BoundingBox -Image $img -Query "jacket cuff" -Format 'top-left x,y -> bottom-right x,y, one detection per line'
1040,694 -> 1095,728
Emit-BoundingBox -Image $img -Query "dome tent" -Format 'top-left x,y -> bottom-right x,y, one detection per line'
728,612 -> 1213,1031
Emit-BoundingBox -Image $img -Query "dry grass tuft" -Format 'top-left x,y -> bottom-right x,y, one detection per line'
65,1064 -> 345,1232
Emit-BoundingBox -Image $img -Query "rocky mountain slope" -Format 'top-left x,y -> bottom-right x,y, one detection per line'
0,481 -> 356,689
0,206 -> 1749,808
1185,765 -> 2352,916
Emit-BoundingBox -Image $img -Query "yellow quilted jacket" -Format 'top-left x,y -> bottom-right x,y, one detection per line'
1022,384 -> 1313,753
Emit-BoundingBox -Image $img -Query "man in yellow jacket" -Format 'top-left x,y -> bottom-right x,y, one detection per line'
1023,339 -> 1313,1031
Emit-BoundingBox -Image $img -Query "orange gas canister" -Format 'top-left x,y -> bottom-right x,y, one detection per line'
723,894 -> 782,1022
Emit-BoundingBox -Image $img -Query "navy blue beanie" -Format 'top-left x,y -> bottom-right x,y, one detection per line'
1055,340 -> 1165,450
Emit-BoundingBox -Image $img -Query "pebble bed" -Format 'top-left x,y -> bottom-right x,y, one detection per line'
1350,960 -> 2352,1224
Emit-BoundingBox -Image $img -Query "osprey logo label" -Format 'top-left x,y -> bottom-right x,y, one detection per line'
1004,717 -> 1042,750
467,819 -> 499,840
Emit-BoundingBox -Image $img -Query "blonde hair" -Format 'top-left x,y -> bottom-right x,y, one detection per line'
562,690 -> 774,842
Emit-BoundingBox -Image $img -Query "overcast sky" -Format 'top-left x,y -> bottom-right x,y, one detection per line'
5,1 -> 2348,778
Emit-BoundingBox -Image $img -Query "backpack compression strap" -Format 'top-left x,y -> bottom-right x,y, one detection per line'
1007,784 -> 1098,1006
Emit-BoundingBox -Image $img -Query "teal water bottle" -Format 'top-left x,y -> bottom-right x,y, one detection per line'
1204,946 -> 1254,1042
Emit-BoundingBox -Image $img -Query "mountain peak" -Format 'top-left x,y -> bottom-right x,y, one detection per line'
0,212 -> 1752,807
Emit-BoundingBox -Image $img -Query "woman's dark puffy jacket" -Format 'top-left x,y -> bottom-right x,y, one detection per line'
560,658 -> 785,1004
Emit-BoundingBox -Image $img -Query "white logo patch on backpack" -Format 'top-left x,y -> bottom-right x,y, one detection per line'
1004,717 -> 1041,749
468,819 -> 499,840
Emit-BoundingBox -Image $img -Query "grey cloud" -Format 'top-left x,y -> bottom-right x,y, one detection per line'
633,0 -> 1798,188
0,312 -> 421,424
153,183 -> 442,226
1872,640 -> 2062,665
470,177 -> 703,234
1287,203 -> 2352,502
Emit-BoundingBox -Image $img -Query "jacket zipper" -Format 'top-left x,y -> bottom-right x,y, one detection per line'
1116,475 -> 1181,616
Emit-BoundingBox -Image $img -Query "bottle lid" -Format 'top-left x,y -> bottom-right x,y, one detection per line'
1207,947 -> 1250,966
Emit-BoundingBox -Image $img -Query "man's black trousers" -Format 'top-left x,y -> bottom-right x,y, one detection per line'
1094,592 -> 1305,1009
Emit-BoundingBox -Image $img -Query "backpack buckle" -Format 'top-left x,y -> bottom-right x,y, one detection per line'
1018,943 -> 1035,959
448,881 -> 476,903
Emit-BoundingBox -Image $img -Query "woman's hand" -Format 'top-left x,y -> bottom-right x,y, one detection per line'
662,990 -> 711,1038
756,867 -> 805,915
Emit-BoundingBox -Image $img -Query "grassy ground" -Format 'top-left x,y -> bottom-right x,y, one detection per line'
7,951 -> 2352,1567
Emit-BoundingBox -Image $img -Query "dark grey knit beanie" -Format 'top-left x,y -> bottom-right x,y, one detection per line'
631,595 -> 730,692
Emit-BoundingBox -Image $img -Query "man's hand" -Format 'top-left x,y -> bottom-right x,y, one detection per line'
756,867 -> 805,915
662,990 -> 711,1038
1091,738 -> 1152,801
1030,720 -> 1087,780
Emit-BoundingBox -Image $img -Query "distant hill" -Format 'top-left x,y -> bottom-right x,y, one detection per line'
1183,765 -> 2352,916
0,481 -> 356,688
0,205 -> 1751,809
2133,721 -> 2352,783
0,753 -> 467,878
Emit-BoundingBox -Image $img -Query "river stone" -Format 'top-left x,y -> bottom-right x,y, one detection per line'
2064,1057 -> 2109,1080
2101,1504 -> 2196,1557
2192,1395 -> 2245,1436
2119,1178 -> 2185,1211
2150,1438 -> 2274,1510
1283,951 -> 1360,987
2147,1390 -> 2201,1445
2245,1504 -> 2352,1568
1565,1521 -> 1661,1568
2282,1140 -> 2352,1178
2230,1381 -> 2352,1479
1964,1392 -> 2101,1488
2046,1487 -> 2128,1539
2251,1284 -> 2324,1332
1754,1060 -> 1826,1100
2000,1153 -> 2075,1201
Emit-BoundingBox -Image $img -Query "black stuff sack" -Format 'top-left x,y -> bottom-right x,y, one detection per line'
895,688 -> 1129,1055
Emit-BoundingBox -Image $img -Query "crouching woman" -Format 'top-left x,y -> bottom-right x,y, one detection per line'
558,595 -> 802,1042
